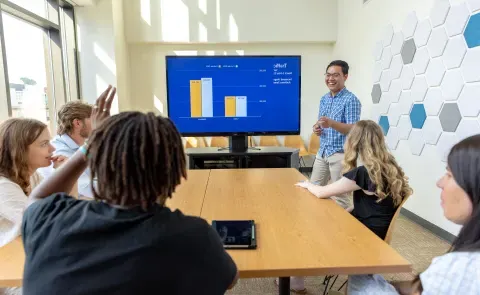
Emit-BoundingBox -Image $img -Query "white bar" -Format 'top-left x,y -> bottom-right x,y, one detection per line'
236,96 -> 247,117
201,78 -> 213,117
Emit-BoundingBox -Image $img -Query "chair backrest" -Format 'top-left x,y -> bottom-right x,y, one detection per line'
210,136 -> 229,147
308,133 -> 320,155
248,136 -> 255,147
384,194 -> 411,245
185,137 -> 207,148
284,135 -> 308,156
259,136 -> 280,146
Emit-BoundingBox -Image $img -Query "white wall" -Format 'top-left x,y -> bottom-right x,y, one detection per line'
333,0 -> 464,235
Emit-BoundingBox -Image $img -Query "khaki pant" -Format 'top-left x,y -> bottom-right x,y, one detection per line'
310,153 -> 351,209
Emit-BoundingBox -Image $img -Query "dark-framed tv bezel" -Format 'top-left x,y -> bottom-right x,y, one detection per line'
165,55 -> 302,137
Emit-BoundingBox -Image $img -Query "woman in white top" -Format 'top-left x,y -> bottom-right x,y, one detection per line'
348,134 -> 480,295
0,118 -> 57,247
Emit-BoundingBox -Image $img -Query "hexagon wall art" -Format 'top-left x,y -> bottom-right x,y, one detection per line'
370,0 -> 480,161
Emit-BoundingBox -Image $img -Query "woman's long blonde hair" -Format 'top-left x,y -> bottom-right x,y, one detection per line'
343,120 -> 412,206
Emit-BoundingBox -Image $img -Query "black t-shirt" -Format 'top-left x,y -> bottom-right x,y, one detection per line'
21,194 -> 237,295
343,166 -> 399,240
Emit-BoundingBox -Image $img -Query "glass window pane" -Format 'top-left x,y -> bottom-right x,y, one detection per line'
8,0 -> 46,18
3,12 -> 50,125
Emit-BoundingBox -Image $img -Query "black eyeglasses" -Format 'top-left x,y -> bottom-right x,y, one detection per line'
324,73 -> 342,79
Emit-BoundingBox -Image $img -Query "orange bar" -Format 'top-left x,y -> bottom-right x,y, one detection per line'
190,80 -> 202,117
225,96 -> 236,117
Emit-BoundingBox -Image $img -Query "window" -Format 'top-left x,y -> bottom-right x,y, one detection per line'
3,12 -> 49,124
9,0 -> 46,18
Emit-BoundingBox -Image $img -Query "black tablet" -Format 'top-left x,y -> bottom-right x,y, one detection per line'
212,220 -> 257,249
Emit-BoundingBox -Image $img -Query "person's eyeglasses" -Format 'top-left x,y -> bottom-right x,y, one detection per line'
325,73 -> 341,79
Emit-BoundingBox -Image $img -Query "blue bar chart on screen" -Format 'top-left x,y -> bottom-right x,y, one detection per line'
166,56 -> 301,136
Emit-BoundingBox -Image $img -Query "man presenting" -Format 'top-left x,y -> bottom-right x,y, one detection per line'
312,60 -> 361,209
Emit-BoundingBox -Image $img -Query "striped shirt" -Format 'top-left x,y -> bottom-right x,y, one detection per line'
317,87 -> 361,158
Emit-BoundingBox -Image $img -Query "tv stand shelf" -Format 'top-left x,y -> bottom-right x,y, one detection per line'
186,147 -> 300,170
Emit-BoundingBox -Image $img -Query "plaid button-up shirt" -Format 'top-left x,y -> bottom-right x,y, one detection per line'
317,87 -> 361,158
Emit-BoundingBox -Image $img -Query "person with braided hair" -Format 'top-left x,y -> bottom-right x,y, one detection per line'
21,86 -> 239,295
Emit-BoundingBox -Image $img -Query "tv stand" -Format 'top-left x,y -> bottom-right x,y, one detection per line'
228,135 -> 248,152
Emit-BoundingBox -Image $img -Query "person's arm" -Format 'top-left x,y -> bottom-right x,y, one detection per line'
296,177 -> 360,199
328,119 -> 354,135
0,182 -> 29,229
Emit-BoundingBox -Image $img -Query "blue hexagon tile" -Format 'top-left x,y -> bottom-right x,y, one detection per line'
410,104 -> 427,129
379,115 -> 390,135
464,13 -> 480,48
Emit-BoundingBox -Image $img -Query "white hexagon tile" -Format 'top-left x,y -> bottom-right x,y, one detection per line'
388,103 -> 402,126
467,0 -> 480,12
391,32 -> 405,55
408,129 -> 426,155
422,117 -> 443,144
370,104 -> 381,123
373,41 -> 383,61
441,69 -> 465,101
383,24 -> 395,46
397,115 -> 413,140
430,0 -> 450,28
456,118 -> 480,141
390,55 -> 403,79
398,90 -> 414,115
411,76 -> 429,102
380,69 -> 392,92
389,79 -> 403,103
387,127 -> 400,150
424,87 -> 444,116
458,82 -> 480,117
443,35 -> 467,69
372,61 -> 382,83
426,57 -> 446,87
381,46 -> 393,70
401,65 -> 415,90
437,132 -> 459,162
378,92 -> 392,114
413,47 -> 430,75
402,11 -> 419,38
414,19 -> 432,47
445,2 -> 470,37
427,26 -> 449,58
461,48 -> 480,83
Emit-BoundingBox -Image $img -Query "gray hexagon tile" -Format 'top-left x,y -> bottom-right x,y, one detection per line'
401,39 -> 416,64
439,103 -> 462,132
378,92 -> 392,114
371,83 -> 382,104
401,65 -> 415,90
402,11 -> 418,39
387,127 -> 400,150
411,76 -> 429,102
430,0 -> 451,28
399,90 -> 414,114
437,132 -> 459,162
388,103 -> 402,126
373,41 -> 383,61
413,46 -> 430,75
414,19 -> 432,48
443,36 -> 467,69
426,57 -> 446,87
391,32 -> 405,56
461,47 -> 480,83
397,115 -> 413,140
427,26 -> 449,58
408,129 -> 425,155
456,118 -> 480,141
424,87 -> 444,116
458,82 -> 480,117
381,46 -> 393,70
422,117 -> 443,144
445,2 -> 470,37
467,0 -> 480,12
373,61 -> 382,83
383,24 -> 394,47
380,70 -> 392,92
389,79 -> 403,103
390,55 -> 403,79
441,69 -> 464,101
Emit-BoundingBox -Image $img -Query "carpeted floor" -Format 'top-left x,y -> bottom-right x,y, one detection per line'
227,214 -> 451,295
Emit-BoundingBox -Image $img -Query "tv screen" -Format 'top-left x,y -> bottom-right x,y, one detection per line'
166,55 -> 301,136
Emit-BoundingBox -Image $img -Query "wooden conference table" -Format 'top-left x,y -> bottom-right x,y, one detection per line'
0,168 -> 411,294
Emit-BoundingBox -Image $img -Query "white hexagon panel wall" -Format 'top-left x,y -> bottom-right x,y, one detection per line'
370,0 -> 480,162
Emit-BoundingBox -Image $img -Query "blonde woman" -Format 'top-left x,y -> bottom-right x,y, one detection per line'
297,120 -> 413,239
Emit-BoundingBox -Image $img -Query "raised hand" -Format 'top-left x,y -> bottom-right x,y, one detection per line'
91,85 -> 116,130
